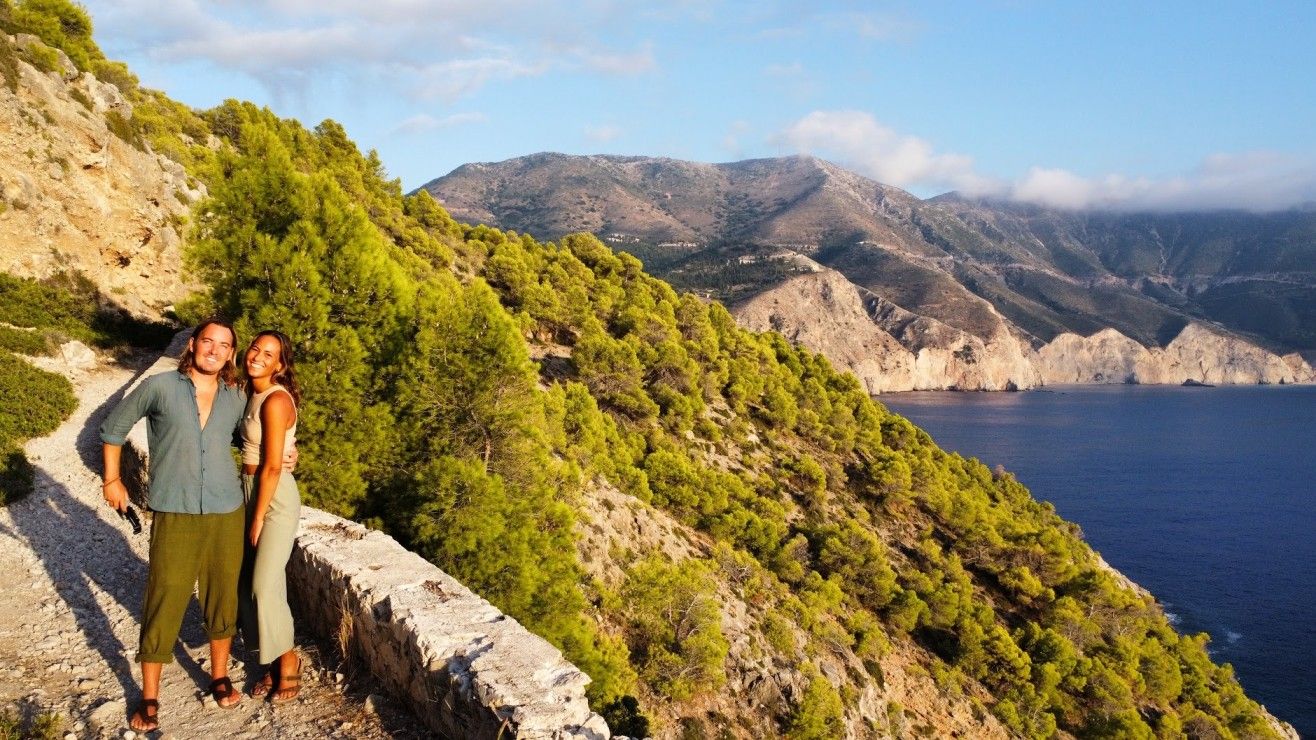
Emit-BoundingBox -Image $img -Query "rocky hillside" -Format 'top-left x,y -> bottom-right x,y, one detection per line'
422,154 -> 1316,390
1,33 -> 198,319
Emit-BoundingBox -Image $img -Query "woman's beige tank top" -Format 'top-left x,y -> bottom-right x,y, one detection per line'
241,384 -> 297,466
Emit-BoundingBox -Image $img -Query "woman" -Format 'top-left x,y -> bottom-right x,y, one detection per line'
237,329 -> 302,703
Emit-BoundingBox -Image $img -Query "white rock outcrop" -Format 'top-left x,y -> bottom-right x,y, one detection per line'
735,269 -> 917,393
1035,324 -> 1315,385
735,267 -> 1042,391
732,266 -> 1312,391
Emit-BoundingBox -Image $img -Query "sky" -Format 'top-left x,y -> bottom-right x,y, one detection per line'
79,0 -> 1316,212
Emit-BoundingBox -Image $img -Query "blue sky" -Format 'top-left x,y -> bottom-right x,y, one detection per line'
80,0 -> 1316,211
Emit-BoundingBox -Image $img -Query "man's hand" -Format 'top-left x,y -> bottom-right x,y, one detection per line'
103,478 -> 129,513
281,444 -> 299,473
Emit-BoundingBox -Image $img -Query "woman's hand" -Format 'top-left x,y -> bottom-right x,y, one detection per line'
249,516 -> 265,548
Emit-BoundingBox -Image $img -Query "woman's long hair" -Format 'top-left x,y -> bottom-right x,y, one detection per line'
177,319 -> 240,387
246,330 -> 302,407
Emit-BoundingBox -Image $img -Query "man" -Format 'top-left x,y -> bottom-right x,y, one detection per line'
101,319 -> 249,732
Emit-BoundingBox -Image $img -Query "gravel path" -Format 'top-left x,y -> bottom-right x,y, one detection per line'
1,349 -> 429,739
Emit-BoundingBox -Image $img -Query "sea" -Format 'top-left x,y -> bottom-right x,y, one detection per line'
881,384 -> 1316,736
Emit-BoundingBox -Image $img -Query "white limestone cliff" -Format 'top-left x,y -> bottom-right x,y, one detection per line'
733,267 -> 1313,392
1035,324 -> 1315,385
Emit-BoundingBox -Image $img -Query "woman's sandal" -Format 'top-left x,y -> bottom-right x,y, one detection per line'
250,671 -> 274,699
272,657 -> 302,704
209,676 -> 241,709
129,699 -> 159,732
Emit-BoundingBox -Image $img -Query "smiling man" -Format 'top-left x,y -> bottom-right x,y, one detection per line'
100,319 -> 248,731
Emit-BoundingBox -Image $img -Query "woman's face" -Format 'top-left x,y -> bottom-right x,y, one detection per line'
244,335 -> 283,380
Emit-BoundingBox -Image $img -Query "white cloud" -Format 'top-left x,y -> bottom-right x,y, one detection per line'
154,25 -> 386,70
774,111 -> 1316,212
1012,153 -> 1316,212
772,110 -> 1002,195
847,12 -> 925,43
408,58 -> 546,101
84,0 -> 662,102
584,124 -> 623,143
391,112 -> 488,136
566,44 -> 656,75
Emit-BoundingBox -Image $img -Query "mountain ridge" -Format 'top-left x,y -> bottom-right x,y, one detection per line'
423,152 -> 1316,389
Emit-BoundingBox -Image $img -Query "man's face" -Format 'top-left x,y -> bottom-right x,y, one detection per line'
189,323 -> 235,376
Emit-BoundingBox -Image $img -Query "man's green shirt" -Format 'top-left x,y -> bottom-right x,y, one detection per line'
100,370 -> 245,514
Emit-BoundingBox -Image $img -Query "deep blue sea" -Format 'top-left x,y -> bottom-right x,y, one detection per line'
882,385 -> 1316,736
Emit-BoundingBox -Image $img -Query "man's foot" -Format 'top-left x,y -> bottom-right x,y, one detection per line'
130,699 -> 159,732
250,671 -> 274,699
209,676 -> 241,709
272,656 -> 301,704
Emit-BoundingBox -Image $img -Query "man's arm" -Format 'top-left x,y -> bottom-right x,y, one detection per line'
99,375 -> 158,512
102,443 -> 128,513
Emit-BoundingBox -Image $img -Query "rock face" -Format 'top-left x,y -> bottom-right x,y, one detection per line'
735,265 -> 1313,391
1035,324 -> 1315,386
0,34 -> 200,319
737,267 -> 1044,391
735,268 -> 917,393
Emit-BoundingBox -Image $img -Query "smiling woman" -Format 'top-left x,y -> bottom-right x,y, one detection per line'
238,329 -> 304,704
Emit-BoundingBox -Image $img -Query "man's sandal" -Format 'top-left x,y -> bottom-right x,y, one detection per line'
129,699 -> 159,732
272,657 -> 302,704
209,676 -> 241,709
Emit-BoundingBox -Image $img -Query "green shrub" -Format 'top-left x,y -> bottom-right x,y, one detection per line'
0,352 -> 75,444
16,39 -> 58,72
104,110 -> 144,150
0,271 -> 173,348
66,84 -> 91,110
621,557 -> 729,700
0,325 -> 50,355
788,665 -> 845,739
0,32 -> 21,91
599,695 -> 651,738
90,58 -> 135,94
5,0 -> 102,71
0,444 -> 36,505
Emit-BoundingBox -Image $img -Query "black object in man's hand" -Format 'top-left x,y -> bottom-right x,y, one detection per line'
119,506 -> 142,535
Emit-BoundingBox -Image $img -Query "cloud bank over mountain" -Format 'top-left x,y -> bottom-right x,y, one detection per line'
776,110 -> 1316,212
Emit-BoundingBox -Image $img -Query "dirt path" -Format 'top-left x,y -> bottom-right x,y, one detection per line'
0,349 -> 429,739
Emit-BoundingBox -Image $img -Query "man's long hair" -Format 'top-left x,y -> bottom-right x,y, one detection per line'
245,330 -> 302,407
177,319 -> 240,387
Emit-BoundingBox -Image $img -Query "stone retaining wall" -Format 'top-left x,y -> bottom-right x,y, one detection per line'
119,350 -> 608,739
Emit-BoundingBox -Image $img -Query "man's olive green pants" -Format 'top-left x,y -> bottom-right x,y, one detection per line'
137,506 -> 245,664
